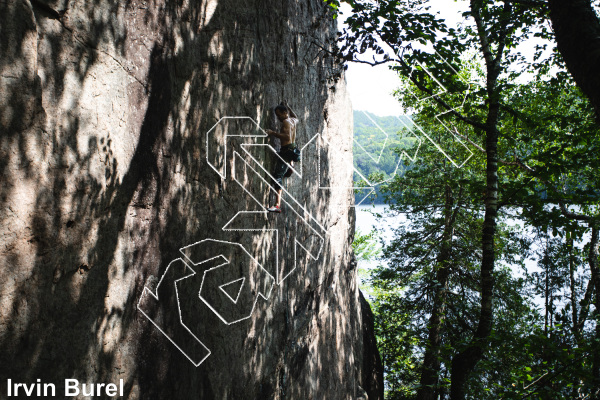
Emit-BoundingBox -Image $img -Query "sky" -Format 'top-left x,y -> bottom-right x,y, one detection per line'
340,1 -> 472,116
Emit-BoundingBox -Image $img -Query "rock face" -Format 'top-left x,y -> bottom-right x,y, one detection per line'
0,0 -> 383,398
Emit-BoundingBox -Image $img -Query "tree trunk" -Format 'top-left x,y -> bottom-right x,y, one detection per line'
450,117 -> 498,400
417,184 -> 456,400
450,4 -> 503,397
568,234 -> 580,342
588,224 -> 600,393
548,0 -> 600,119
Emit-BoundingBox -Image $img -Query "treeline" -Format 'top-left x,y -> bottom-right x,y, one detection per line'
353,111 -> 416,204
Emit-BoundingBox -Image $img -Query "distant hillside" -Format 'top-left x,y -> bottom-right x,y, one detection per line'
353,111 -> 417,204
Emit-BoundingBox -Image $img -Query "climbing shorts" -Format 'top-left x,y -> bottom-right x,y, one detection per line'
271,144 -> 298,190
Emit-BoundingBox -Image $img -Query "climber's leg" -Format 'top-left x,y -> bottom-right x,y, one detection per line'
283,161 -> 294,178
267,189 -> 282,213
269,158 -> 287,212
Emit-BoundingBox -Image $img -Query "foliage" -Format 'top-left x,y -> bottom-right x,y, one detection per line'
338,0 -> 600,398
500,77 -> 600,230
372,290 -> 422,399
352,226 -> 383,298
369,114 -> 535,399
353,227 -> 382,262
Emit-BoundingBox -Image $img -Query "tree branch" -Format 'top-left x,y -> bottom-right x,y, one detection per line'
558,203 -> 592,221
503,0 -> 547,8
493,2 -> 513,77
451,127 -> 535,172
575,275 -> 594,334
472,2 -> 495,77
349,56 -> 397,67
453,124 -> 595,220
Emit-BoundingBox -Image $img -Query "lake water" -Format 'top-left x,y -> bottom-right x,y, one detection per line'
354,204 -> 537,272
355,204 -> 404,241
354,204 -> 590,311
353,205 -> 401,279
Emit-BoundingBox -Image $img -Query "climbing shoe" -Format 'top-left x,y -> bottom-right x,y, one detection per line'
267,205 -> 281,213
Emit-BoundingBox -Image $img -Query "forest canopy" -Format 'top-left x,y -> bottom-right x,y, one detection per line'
338,0 -> 600,399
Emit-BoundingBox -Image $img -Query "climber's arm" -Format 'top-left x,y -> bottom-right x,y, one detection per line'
284,102 -> 297,119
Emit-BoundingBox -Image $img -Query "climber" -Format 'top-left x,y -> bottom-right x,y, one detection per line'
265,101 -> 301,213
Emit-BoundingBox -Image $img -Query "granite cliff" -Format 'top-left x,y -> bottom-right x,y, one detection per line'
0,0 -> 383,398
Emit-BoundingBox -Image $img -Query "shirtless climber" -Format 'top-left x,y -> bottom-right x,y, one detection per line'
265,102 -> 300,213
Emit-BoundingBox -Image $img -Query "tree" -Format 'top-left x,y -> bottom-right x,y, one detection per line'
379,116 -> 484,400
331,0 -> 549,396
369,113 -> 535,399
547,0 -> 600,119
330,0 -> 600,397
502,76 -> 600,395
370,76 -> 600,399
